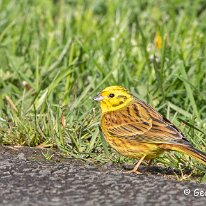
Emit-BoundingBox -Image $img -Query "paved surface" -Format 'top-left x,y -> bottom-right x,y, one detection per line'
0,146 -> 206,206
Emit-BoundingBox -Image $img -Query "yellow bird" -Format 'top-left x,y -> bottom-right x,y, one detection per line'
94,86 -> 206,173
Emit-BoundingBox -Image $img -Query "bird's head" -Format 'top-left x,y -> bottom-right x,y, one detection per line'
94,86 -> 133,113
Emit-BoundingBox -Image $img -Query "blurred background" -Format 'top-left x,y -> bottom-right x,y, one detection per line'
0,0 -> 206,175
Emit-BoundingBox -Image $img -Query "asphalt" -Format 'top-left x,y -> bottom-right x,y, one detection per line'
0,146 -> 206,206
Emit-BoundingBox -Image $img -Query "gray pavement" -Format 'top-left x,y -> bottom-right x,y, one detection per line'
0,146 -> 206,206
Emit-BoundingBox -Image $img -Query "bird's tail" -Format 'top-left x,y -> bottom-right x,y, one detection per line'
161,144 -> 206,166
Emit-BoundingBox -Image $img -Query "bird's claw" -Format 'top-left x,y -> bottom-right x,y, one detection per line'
123,170 -> 142,174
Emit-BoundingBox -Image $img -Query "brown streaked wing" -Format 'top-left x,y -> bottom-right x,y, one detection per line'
101,99 -> 185,144
101,101 -> 152,137
138,99 -> 184,142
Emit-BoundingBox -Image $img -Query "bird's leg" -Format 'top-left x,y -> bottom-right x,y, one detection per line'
123,155 -> 146,174
144,159 -> 153,172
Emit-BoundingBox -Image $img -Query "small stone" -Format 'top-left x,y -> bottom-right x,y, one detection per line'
16,153 -> 26,161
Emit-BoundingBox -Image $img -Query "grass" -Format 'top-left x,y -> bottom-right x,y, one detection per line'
1,0 -> 206,182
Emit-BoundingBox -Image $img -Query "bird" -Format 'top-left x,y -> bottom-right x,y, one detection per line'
94,85 -> 206,173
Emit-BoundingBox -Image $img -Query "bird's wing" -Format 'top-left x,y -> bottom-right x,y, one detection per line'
102,99 -> 185,144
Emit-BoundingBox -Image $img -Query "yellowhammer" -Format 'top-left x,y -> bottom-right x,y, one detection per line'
94,86 -> 206,173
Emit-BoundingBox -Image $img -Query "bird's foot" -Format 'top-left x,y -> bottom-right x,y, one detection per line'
123,169 -> 142,174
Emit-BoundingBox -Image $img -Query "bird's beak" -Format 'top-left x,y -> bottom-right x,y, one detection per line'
93,94 -> 104,101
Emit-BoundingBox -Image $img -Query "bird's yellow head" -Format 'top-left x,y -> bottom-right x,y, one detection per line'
94,86 -> 134,113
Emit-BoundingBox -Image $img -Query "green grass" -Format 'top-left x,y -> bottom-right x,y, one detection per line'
1,0 -> 206,182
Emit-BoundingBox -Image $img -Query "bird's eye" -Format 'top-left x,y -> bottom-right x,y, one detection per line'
109,93 -> 115,98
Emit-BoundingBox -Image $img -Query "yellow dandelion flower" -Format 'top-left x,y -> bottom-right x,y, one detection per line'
154,33 -> 162,49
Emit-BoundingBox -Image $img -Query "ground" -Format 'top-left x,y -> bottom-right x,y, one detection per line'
1,146 -> 206,206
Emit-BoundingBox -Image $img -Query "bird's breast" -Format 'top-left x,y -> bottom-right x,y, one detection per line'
102,129 -> 163,159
